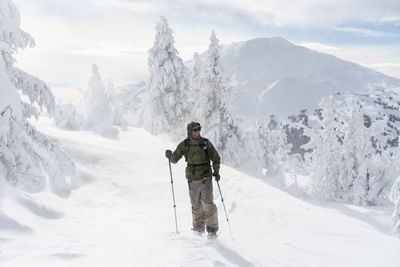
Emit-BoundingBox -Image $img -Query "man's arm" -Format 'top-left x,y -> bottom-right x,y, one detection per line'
207,141 -> 221,174
170,141 -> 185,163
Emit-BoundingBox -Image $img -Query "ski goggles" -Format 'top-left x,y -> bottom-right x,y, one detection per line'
192,124 -> 201,132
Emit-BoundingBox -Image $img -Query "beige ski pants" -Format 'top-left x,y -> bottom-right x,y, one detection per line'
188,177 -> 218,231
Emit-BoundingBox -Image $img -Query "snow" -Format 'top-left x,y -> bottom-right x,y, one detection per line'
0,55 -> 21,118
1,116 -> 400,267
258,79 -> 280,103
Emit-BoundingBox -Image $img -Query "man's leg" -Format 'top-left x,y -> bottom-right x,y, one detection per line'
201,177 -> 218,233
188,180 -> 205,232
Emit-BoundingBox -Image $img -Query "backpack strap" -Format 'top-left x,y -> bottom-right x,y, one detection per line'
184,138 -> 189,162
203,138 -> 209,162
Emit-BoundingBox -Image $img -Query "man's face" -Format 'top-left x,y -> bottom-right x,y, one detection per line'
191,129 -> 200,140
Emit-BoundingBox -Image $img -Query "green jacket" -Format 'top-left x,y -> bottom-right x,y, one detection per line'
170,122 -> 221,181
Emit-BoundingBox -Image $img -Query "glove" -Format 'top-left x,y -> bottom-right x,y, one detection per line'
165,149 -> 173,159
213,172 -> 220,182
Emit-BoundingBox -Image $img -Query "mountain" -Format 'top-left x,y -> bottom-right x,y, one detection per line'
1,116 -> 399,266
217,37 -> 400,119
119,37 -> 400,122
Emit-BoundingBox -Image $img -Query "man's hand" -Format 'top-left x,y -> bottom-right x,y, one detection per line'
213,172 -> 220,182
165,149 -> 173,159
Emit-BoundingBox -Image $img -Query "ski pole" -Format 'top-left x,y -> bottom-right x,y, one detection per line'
216,180 -> 233,239
168,158 -> 179,233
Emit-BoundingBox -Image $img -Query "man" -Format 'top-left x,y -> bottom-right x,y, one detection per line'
165,121 -> 221,237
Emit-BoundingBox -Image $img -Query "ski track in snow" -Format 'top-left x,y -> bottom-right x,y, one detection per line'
258,79 -> 280,103
1,116 -> 400,266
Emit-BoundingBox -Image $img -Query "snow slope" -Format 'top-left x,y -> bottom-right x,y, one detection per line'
1,117 -> 400,267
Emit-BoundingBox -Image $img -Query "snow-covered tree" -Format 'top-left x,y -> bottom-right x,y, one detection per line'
190,52 -> 203,102
339,97 -> 390,205
53,103 -> 83,130
106,80 -> 127,129
302,95 -> 393,204
80,64 -> 117,138
391,176 -> 400,237
194,31 -> 242,166
0,1 -> 55,115
301,96 -> 344,201
116,81 -> 146,125
139,16 -> 190,136
257,115 -> 291,177
0,0 -> 75,197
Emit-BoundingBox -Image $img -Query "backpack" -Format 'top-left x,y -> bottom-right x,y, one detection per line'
184,138 -> 209,162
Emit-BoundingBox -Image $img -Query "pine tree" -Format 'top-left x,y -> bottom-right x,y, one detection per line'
257,115 -> 291,177
106,80 -> 128,129
337,96 -> 390,205
190,52 -> 203,103
391,177 -> 400,237
302,96 -> 344,201
80,64 -> 117,138
0,0 -> 75,197
303,95 -> 392,204
195,31 -> 242,166
53,103 -> 83,130
140,16 -> 190,136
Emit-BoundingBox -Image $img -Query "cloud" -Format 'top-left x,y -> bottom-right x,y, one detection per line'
96,0 -> 400,27
333,26 -> 399,38
69,47 -> 148,58
366,62 -> 400,79
12,0 -> 400,94
318,44 -> 400,79
89,0 -> 161,14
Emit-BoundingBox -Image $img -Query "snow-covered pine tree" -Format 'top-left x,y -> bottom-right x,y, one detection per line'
139,16 -> 190,136
338,96 -> 390,205
0,0 -> 75,197
301,96 -> 344,201
106,80 -> 127,130
195,31 -> 242,166
80,64 -> 118,138
391,176 -> 400,237
53,103 -> 83,130
116,81 -> 146,125
303,94 -> 393,204
190,52 -> 203,103
257,115 -> 291,177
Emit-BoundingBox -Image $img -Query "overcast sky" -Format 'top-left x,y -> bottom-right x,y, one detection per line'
12,0 -> 400,101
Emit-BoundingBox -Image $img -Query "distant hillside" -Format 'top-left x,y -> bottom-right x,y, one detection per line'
118,37 -> 400,122
217,37 -> 400,119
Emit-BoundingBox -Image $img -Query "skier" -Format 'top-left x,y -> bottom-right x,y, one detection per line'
165,122 -> 221,237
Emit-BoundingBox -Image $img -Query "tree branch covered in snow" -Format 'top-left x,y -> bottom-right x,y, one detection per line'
0,0 -> 75,197
8,67 -> 56,114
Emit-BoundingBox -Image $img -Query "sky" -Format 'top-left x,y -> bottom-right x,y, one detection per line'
12,0 -> 400,102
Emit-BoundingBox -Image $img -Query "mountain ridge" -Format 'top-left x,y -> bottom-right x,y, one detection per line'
117,36 -> 400,121
217,37 -> 400,118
